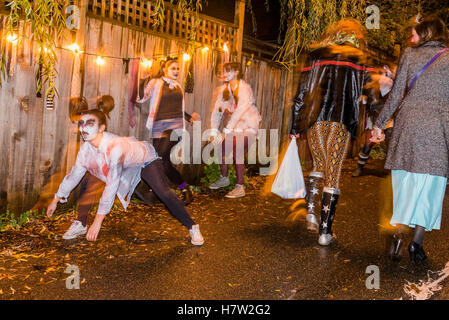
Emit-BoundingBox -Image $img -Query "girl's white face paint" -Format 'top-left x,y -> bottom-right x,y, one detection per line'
224,69 -> 236,82
79,115 -> 100,141
164,62 -> 180,80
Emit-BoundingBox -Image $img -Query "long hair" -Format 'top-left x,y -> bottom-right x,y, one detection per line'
222,62 -> 242,101
414,15 -> 449,46
311,18 -> 367,50
154,57 -> 179,78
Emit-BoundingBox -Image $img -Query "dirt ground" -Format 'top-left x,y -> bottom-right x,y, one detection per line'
1,159 -> 449,300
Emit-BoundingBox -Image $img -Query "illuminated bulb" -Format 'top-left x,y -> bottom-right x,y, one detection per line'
141,59 -> 153,68
223,42 -> 229,53
202,46 -> 209,53
7,33 -> 18,44
68,43 -> 81,54
183,53 -> 191,61
96,56 -> 105,65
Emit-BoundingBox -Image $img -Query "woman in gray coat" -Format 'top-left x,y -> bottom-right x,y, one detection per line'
371,16 -> 449,262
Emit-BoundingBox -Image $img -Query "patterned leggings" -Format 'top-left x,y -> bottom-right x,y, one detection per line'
307,121 -> 351,189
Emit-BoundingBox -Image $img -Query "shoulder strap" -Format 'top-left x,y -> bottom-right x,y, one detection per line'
408,47 -> 448,92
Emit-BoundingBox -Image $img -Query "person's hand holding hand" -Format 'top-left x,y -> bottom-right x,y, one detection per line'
369,126 -> 385,143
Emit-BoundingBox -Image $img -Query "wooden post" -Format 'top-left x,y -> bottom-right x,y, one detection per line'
234,0 -> 245,62
66,0 -> 88,174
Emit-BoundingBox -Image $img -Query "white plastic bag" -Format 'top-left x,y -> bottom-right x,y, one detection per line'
271,138 -> 306,199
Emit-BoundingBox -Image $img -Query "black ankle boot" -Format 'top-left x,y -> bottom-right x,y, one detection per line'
318,187 -> 339,246
305,172 -> 323,232
389,234 -> 404,261
408,241 -> 427,262
352,146 -> 371,177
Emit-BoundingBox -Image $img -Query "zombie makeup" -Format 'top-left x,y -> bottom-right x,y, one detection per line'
223,69 -> 236,82
164,61 -> 180,80
79,115 -> 100,141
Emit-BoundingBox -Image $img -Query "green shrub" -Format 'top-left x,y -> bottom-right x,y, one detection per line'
0,209 -> 44,231
200,161 -> 248,191
369,141 -> 387,160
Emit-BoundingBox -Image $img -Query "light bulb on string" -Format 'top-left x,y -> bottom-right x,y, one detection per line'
7,33 -> 18,44
223,42 -> 230,62
183,53 -> 191,61
202,46 -> 209,53
96,56 -> 105,66
141,58 -> 153,68
68,43 -> 81,54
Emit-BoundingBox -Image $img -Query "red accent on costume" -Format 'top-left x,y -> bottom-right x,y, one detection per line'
300,60 -> 376,72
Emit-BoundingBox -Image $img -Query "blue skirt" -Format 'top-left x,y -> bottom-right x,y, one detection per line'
391,170 -> 447,231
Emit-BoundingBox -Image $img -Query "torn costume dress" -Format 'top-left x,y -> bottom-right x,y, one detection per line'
210,79 -> 262,186
290,42 -> 376,244
55,131 -> 196,229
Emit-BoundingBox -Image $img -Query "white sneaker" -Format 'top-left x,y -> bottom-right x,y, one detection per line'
189,224 -> 204,246
318,233 -> 335,246
63,220 -> 87,240
209,176 -> 230,189
225,184 -> 245,198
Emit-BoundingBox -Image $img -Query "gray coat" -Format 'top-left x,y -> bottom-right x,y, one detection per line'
375,41 -> 449,178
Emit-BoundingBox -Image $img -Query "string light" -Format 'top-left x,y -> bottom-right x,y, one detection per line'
96,56 -> 105,65
183,53 -> 191,61
68,43 -> 81,54
6,33 -> 18,44
4,32 -> 235,67
141,58 -> 153,68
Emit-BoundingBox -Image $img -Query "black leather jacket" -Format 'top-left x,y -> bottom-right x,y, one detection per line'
290,44 -> 378,138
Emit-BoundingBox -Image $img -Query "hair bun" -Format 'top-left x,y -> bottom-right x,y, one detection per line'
96,95 -> 115,119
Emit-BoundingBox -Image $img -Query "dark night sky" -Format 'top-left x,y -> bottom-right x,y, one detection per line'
201,0 -> 282,43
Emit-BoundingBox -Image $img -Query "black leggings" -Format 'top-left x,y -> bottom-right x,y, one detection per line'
77,159 -> 195,229
152,130 -> 184,187
141,159 -> 194,229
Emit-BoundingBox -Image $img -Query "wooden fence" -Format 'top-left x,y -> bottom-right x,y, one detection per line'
0,3 -> 295,214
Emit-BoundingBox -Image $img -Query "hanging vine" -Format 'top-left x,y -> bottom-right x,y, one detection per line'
273,0 -> 367,68
2,0 -> 68,95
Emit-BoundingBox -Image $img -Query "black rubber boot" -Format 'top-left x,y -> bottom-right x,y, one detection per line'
318,187 -> 340,246
305,172 -> 324,233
